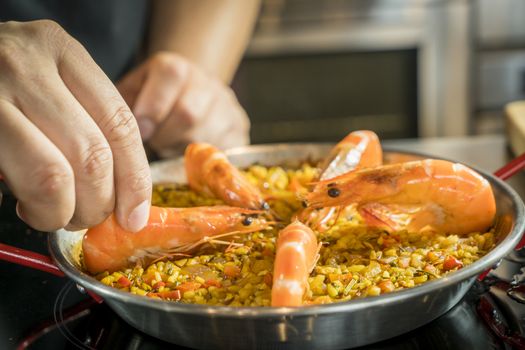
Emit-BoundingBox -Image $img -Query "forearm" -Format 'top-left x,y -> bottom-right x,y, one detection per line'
148,0 -> 260,83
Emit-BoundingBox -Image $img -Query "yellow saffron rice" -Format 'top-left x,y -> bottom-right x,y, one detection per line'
95,164 -> 495,306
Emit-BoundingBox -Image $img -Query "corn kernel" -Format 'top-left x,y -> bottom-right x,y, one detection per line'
175,259 -> 187,267
414,275 -> 428,284
367,285 -> 381,296
183,291 -> 195,299
327,284 -> 339,298
348,265 -> 366,272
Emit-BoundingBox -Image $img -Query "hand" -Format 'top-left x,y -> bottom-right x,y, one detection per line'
0,20 -> 152,232
117,52 -> 250,157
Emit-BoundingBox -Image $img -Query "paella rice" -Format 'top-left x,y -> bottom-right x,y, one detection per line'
95,163 -> 495,306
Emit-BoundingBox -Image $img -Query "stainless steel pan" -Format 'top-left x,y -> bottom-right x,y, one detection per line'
4,144 -> 525,349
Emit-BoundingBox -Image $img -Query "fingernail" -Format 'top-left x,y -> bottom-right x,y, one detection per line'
15,202 -> 25,222
137,118 -> 155,141
127,200 -> 150,232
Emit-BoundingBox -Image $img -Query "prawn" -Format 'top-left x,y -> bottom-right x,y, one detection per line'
306,159 -> 496,235
271,221 -> 320,307
301,130 -> 382,228
83,206 -> 270,274
185,143 -> 269,210
319,130 -> 382,180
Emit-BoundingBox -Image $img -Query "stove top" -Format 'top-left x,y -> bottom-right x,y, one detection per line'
0,191 -> 524,350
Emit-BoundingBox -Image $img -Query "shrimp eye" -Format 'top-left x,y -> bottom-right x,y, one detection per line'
327,187 -> 340,198
242,216 -> 254,226
261,201 -> 270,210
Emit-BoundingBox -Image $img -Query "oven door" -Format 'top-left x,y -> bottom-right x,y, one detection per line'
232,49 -> 418,143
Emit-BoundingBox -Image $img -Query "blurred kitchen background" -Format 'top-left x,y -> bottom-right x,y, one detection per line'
231,0 -> 525,144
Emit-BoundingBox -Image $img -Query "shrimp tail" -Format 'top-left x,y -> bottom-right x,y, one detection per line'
271,221 -> 318,307
319,130 -> 382,181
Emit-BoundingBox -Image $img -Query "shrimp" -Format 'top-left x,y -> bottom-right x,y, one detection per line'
82,206 -> 270,274
300,130 -> 382,228
307,159 -> 496,235
319,130 -> 382,181
271,221 -> 320,307
185,143 -> 269,210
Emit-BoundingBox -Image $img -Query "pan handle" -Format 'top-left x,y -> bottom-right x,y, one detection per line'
0,243 -> 65,277
494,151 -> 525,249
494,151 -> 525,250
493,152 -> 525,180
0,242 -> 103,303
478,153 -> 525,281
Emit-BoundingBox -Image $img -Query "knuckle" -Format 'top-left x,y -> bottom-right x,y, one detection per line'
37,19 -> 61,30
0,20 -> 18,29
103,106 -> 140,147
23,20 -> 66,44
153,52 -> 188,78
32,20 -> 76,58
0,38 -> 26,75
30,163 -> 73,199
0,20 -> 72,79
127,165 -> 152,194
80,141 -> 113,178
33,19 -> 66,38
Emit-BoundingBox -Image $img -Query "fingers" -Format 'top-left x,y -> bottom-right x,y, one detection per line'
115,64 -> 147,110
194,90 -> 250,148
16,73 -> 115,229
57,39 -> 152,232
178,94 -> 235,145
148,66 -> 217,150
150,72 -> 250,153
117,52 -> 251,157
130,54 -> 190,141
0,20 -> 148,232
0,100 -> 75,231
210,114 -> 251,150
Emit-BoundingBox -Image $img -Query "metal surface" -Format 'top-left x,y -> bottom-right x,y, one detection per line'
48,143 -> 525,350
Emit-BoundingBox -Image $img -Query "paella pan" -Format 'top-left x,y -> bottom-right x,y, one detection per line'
41,136 -> 525,349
